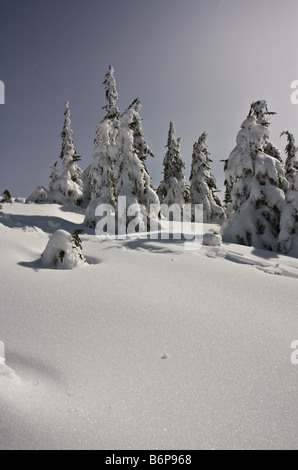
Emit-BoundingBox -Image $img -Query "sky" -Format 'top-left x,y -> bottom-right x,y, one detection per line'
1,0 -> 298,197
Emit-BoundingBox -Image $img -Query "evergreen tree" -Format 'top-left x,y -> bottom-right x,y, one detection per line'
190,132 -> 225,223
281,131 -> 298,185
102,65 -> 120,120
278,132 -> 298,253
222,158 -> 233,217
51,101 -> 83,205
157,122 -> 189,210
222,100 -> 288,251
125,98 -> 154,162
114,107 -> 160,232
49,162 -> 59,191
84,67 -> 120,227
59,101 -> 79,168
278,175 -> 298,254
2,189 -> 12,203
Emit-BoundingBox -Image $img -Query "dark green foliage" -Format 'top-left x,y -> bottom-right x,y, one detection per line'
72,229 -> 84,260
281,131 -> 298,185
2,189 -> 12,203
59,250 -> 65,263
248,100 -> 276,127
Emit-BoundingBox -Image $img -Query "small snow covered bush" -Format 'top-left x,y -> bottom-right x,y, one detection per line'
1,189 -> 12,203
41,229 -> 85,270
26,186 -> 48,204
203,233 -> 222,246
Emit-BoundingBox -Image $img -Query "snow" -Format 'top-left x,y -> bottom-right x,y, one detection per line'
0,202 -> 298,450
41,229 -> 85,270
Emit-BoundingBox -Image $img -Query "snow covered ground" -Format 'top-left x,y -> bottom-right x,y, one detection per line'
0,202 -> 298,450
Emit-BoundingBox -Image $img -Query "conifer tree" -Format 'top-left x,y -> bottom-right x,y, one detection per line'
157,122 -> 189,210
102,65 -> 120,120
278,131 -> 298,253
114,107 -> 160,232
190,132 -> 225,223
2,189 -> 12,203
281,131 -> 298,185
84,67 -> 120,227
222,100 -> 288,251
51,101 -> 83,205
125,98 -> 154,162
49,162 -> 59,191
59,101 -> 79,168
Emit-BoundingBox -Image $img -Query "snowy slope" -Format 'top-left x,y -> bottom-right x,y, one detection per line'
0,203 -> 298,450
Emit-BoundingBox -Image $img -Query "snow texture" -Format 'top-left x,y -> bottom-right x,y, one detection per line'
0,203 -> 298,450
0,203 -> 298,451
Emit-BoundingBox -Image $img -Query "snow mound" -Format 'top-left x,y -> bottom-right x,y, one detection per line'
26,186 -> 48,204
0,364 -> 20,383
41,229 -> 85,270
203,233 -> 222,246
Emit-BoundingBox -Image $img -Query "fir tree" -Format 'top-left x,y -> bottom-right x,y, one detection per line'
71,229 -> 85,260
278,175 -> 298,254
114,107 -> 160,232
222,100 -> 288,251
190,132 -> 225,223
281,131 -> 298,185
125,98 -> 154,162
51,101 -> 83,205
49,162 -> 59,191
85,67 -> 120,227
59,101 -> 79,168
222,158 -> 233,216
157,122 -> 189,210
102,65 -> 120,120
277,131 -> 298,253
2,189 -> 12,203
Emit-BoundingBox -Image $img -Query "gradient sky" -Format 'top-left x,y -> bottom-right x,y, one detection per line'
1,0 -> 298,197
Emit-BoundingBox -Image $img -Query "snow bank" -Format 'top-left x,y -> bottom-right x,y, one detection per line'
1,202 -> 298,450
41,229 -> 85,269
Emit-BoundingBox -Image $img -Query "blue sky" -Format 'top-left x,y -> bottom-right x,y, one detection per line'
1,0 -> 298,197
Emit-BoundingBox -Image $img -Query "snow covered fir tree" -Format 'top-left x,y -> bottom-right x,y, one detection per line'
126,98 -> 154,163
84,67 -> 159,231
190,132 -> 225,223
277,131 -> 298,254
157,122 -> 189,213
281,131 -> 298,185
114,104 -> 160,233
84,66 -> 120,227
50,101 -> 84,205
222,100 -> 289,251
49,162 -> 59,191
26,101 -> 84,205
